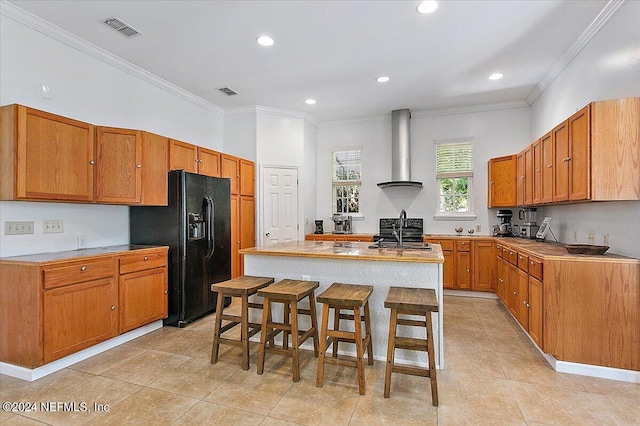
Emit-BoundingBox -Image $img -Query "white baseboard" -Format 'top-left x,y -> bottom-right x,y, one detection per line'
0,320 -> 163,381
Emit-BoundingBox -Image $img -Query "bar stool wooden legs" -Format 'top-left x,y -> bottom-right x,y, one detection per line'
210,276 -> 274,370
316,282 -> 374,395
384,286 -> 439,406
256,279 -> 320,382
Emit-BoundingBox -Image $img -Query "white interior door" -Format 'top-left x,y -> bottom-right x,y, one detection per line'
262,167 -> 299,245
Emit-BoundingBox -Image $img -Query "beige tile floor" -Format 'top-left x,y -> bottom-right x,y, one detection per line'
1,295 -> 639,425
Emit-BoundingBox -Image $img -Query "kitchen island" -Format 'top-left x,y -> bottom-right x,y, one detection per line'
240,241 -> 445,368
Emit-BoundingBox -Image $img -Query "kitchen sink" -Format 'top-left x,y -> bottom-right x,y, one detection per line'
368,242 -> 432,251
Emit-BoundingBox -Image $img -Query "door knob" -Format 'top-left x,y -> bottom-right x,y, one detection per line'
265,232 -> 270,237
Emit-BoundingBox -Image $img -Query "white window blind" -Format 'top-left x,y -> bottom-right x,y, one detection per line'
436,142 -> 473,178
332,149 -> 362,183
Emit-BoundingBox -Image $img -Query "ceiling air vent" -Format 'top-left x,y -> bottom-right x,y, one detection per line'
104,18 -> 141,38
218,87 -> 238,96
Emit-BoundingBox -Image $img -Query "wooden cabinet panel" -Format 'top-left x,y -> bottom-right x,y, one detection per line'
140,132 -> 168,205
552,121 -> 570,202
488,155 -> 516,207
568,105 -> 591,201
517,253 -> 529,273
507,263 -> 518,317
528,256 -> 543,281
516,151 -> 525,206
239,195 -> 255,275
528,276 -> 543,348
0,105 -> 95,202
169,139 -> 198,173
532,140 -> 542,204
514,268 -> 529,330
119,267 -> 168,334
472,241 -> 494,291
495,258 -> 507,303
119,251 -> 167,274
198,147 -> 221,177
222,154 -> 240,195
442,250 -> 454,290
455,251 -> 472,290
240,160 -> 255,196
230,194 -> 240,278
540,132 -> 553,204
95,127 -> 142,204
455,240 -> 471,252
524,145 -> 533,205
306,234 -> 374,242
43,258 -> 115,289
43,277 -> 118,363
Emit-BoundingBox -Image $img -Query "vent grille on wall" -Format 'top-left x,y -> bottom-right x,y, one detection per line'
218,87 -> 239,96
104,18 -> 141,38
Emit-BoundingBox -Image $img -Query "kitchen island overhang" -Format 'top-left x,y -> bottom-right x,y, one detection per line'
240,241 -> 444,369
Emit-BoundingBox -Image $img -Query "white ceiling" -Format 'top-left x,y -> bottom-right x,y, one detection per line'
8,0 -> 609,122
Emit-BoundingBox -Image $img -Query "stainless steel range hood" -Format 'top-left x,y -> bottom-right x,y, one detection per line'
378,109 -> 423,188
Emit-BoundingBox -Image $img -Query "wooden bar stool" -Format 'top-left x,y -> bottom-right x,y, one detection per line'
316,282 -> 374,395
256,279 -> 320,382
210,275 -> 274,370
384,286 -> 439,406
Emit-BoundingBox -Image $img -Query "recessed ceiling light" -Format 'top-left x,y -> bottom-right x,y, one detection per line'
376,76 -> 390,83
257,35 -> 274,46
417,1 -> 438,14
488,72 -> 504,80
305,99 -> 317,105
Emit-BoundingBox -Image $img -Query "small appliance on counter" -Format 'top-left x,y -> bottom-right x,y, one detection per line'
314,220 -> 324,234
332,214 -> 352,234
518,208 -> 539,239
492,209 -> 518,237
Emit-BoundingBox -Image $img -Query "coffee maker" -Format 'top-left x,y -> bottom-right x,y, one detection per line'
332,214 -> 352,234
492,209 -> 516,237
519,208 -> 539,239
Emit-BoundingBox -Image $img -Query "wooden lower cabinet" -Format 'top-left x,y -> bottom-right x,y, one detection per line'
0,247 -> 168,368
230,194 -> 240,278
528,276 -> 543,348
472,241 -> 494,291
239,195 -> 256,275
44,277 -> 118,363
455,250 -> 472,290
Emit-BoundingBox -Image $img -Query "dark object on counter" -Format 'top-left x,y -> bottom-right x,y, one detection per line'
564,244 -> 609,255
130,170 -> 231,327
374,218 -> 424,242
314,220 -> 324,234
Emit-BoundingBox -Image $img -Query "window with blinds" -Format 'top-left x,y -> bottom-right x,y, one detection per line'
435,140 -> 473,214
332,149 -> 361,214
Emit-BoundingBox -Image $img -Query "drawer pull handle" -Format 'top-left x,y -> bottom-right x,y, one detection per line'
136,164 -> 142,168
513,291 -> 517,295
111,306 -> 116,310
144,256 -> 149,261
466,269 -> 470,273
531,261 -> 534,265
164,290 -> 168,294
81,266 -> 87,271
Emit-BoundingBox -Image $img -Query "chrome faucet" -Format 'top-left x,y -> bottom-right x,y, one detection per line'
392,209 -> 407,246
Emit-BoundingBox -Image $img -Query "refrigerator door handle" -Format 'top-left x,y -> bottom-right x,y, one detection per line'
204,196 -> 215,258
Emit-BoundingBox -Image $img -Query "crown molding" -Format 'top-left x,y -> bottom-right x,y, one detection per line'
0,0 -> 224,115
526,0 -> 624,105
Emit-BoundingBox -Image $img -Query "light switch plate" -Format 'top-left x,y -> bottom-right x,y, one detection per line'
5,221 -> 35,235
43,219 -> 64,233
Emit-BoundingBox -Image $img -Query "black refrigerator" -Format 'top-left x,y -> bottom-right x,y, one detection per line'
130,170 -> 231,327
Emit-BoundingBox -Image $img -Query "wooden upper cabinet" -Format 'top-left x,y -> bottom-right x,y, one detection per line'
552,120 -> 570,202
221,154 -> 240,195
487,155 -> 516,207
568,106 -> 591,201
532,140 -> 542,204
540,132 -> 553,204
169,139 -> 198,173
140,132 -> 168,205
95,127 -> 142,204
0,105 -> 95,202
240,160 -> 255,196
523,145 -> 533,206
198,147 -> 221,177
516,151 -> 525,206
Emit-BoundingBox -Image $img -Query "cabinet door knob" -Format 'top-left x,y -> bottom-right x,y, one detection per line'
144,256 -> 149,261
164,290 -> 168,294
530,261 -> 534,265
547,164 -> 552,168
80,266 -> 87,271
89,160 -> 96,165
466,269 -> 470,273
136,164 -> 141,168
111,306 -> 116,310
513,291 -> 517,295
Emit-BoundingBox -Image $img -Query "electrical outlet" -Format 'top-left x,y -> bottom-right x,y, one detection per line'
301,275 -> 310,281
43,219 -> 63,233
77,236 -> 87,249
41,85 -> 52,99
5,221 -> 35,235
603,233 -> 609,246
475,224 -> 481,232
587,231 -> 595,245
573,231 -> 578,242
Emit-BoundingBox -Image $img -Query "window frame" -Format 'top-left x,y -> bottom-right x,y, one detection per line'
433,138 -> 477,221
331,147 -> 363,218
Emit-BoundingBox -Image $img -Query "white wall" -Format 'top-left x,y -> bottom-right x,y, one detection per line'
529,0 -> 640,257
0,12 -> 224,257
302,119 -> 318,235
316,107 -> 530,235
223,108 -> 257,161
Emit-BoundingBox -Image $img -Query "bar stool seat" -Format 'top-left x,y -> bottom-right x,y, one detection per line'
210,275 -> 274,370
256,279 -> 320,382
316,282 -> 374,395
384,286 -> 439,406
